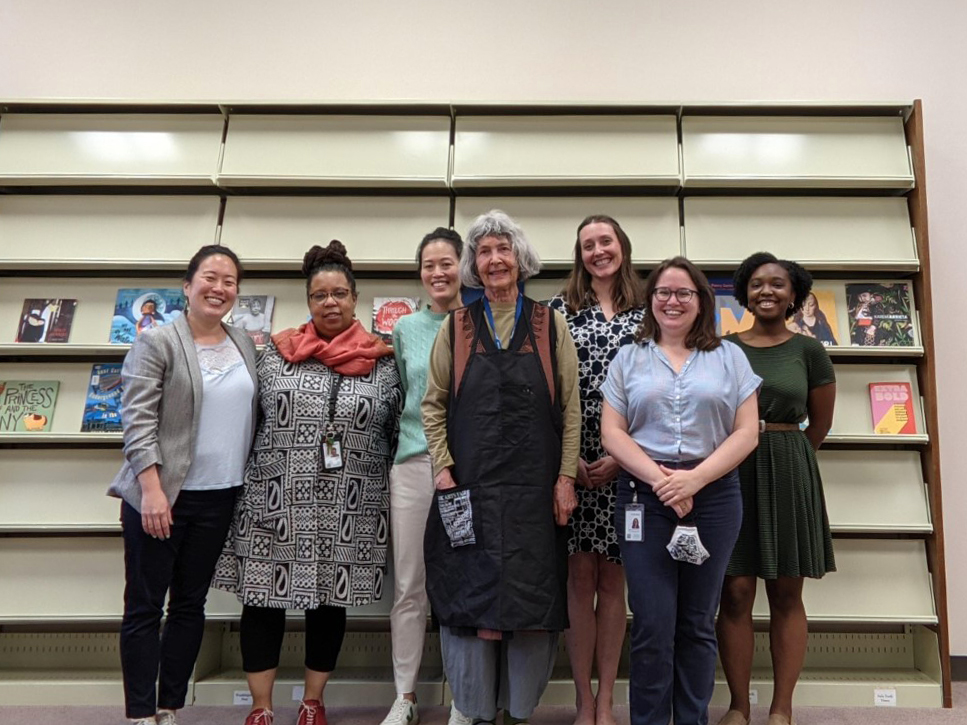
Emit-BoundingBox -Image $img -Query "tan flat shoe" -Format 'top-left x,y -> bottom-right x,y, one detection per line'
767,715 -> 795,725
717,711 -> 749,725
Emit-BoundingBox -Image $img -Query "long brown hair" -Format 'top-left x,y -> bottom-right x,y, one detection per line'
634,256 -> 720,351
561,215 -> 645,313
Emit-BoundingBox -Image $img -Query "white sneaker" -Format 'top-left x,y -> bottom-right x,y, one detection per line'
157,711 -> 178,725
447,702 -> 473,725
380,695 -> 420,725
129,719 -> 156,725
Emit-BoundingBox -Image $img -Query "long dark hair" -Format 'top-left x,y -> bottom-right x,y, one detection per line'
634,256 -> 720,351
561,215 -> 645,313
302,240 -> 356,295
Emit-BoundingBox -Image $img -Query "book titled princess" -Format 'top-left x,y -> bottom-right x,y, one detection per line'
869,382 -> 917,435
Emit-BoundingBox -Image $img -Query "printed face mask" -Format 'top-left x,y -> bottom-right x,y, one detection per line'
666,524 -> 709,565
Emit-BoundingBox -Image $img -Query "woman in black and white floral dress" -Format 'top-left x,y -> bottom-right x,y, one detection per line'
548,215 -> 645,725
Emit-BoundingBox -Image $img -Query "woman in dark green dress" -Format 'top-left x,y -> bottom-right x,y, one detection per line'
716,252 -> 837,725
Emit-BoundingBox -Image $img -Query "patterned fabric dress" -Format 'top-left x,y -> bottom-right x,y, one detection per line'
212,342 -> 403,609
724,333 -> 837,579
548,295 -> 644,563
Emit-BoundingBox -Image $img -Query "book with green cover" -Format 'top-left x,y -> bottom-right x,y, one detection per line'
0,380 -> 60,432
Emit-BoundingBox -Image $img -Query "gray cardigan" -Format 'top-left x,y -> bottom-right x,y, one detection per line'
107,314 -> 259,511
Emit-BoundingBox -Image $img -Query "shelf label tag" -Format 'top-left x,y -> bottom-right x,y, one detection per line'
749,689 -> 758,705
233,691 -> 253,706
293,685 -> 305,702
874,688 -> 897,707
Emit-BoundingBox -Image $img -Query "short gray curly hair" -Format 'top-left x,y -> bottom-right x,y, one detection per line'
460,210 -> 543,289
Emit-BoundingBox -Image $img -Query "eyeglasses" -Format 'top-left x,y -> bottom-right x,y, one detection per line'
309,289 -> 352,304
653,287 -> 697,303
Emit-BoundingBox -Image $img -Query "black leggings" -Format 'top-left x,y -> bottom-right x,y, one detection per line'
240,604 -> 347,673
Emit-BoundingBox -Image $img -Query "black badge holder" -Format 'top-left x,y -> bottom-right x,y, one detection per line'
321,374 -> 345,471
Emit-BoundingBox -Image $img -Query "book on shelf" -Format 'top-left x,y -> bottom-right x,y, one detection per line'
15,298 -> 78,343
708,276 -> 754,336
786,289 -> 840,347
372,297 -> 420,344
228,295 -> 276,345
846,283 -> 914,347
869,382 -> 918,435
110,288 -> 186,344
0,380 -> 59,432
81,363 -> 124,433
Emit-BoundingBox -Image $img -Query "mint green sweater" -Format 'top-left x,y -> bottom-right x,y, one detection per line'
392,306 -> 449,464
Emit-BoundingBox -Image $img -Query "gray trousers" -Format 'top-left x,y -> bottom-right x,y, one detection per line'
441,627 -> 559,721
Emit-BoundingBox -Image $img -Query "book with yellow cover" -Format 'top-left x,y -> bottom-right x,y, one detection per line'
869,382 -> 917,435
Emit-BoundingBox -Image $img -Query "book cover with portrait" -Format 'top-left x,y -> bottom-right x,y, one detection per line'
228,295 -> 276,345
0,380 -> 60,433
109,288 -> 186,344
372,297 -> 420,344
81,363 -> 124,433
785,289 -> 840,347
869,382 -> 917,435
15,298 -> 78,343
846,283 -> 914,347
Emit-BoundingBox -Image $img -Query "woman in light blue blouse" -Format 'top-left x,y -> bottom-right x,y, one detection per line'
379,227 -> 464,725
600,256 -> 760,725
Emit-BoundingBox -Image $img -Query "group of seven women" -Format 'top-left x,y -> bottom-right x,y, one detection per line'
111,210 -> 836,725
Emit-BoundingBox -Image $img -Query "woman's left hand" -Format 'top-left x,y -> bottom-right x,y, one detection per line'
654,465 -> 707,507
587,455 -> 620,488
553,475 -> 577,525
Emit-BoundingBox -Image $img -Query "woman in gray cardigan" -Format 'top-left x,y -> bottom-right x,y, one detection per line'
108,245 -> 258,725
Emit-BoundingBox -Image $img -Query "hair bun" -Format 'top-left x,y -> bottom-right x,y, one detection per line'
302,240 -> 352,277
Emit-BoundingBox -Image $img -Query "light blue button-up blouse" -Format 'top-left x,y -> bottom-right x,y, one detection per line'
600,338 -> 761,462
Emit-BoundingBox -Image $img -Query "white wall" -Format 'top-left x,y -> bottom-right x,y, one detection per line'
2,0 -> 965,653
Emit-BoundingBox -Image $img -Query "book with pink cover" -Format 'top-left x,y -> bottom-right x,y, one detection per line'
869,382 -> 917,435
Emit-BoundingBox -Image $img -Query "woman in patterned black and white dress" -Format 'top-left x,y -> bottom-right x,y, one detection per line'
214,241 -> 403,725
548,215 -> 645,725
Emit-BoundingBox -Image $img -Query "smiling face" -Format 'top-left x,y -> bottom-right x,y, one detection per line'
420,239 -> 461,311
651,267 -> 700,339
579,221 -> 624,284
747,262 -> 794,321
475,234 -> 519,297
308,269 -> 357,339
183,254 -> 239,324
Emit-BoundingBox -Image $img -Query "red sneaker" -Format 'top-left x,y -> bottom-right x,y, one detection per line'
244,708 -> 274,725
298,699 -> 327,725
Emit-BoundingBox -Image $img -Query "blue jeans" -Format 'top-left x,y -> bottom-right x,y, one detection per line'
615,463 -> 742,725
120,487 -> 237,718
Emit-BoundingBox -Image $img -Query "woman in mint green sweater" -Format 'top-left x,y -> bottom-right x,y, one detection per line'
380,227 -> 464,725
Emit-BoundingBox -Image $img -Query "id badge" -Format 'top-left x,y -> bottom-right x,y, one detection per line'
625,504 -> 644,542
322,432 -> 344,470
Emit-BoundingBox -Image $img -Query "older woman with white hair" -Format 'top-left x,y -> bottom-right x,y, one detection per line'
422,210 -> 581,725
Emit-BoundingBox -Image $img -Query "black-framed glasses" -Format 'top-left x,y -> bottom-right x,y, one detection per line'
653,287 -> 697,303
309,289 -> 352,304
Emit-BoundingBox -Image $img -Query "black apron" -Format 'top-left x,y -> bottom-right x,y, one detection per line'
424,297 -> 568,631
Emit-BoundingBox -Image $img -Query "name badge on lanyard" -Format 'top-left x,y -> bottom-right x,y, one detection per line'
625,481 -> 643,542
321,374 -> 345,471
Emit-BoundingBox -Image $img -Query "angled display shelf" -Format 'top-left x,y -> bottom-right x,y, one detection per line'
827,363 -> 927,443
0,113 -> 223,186
682,197 -> 918,271
452,115 -> 680,188
219,115 -> 451,189
818,450 -> 931,533
0,196 -> 220,270
0,449 -> 123,532
681,116 -> 914,189
750,539 -> 936,624
453,197 -> 681,268
219,197 -> 450,270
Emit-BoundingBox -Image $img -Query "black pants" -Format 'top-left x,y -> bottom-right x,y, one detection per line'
120,487 -> 238,719
241,604 -> 347,673
616,464 -> 742,725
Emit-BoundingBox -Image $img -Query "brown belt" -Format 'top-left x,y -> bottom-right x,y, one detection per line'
759,421 -> 801,432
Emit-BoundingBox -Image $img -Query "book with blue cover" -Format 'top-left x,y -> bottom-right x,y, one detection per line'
81,363 -> 123,433
110,288 -> 185,344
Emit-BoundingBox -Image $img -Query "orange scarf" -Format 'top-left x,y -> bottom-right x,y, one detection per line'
272,320 -> 392,376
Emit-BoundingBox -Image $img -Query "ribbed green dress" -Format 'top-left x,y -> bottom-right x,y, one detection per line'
725,333 -> 837,579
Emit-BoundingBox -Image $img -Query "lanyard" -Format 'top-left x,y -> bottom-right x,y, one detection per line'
482,295 -> 523,351
325,374 -> 343,434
